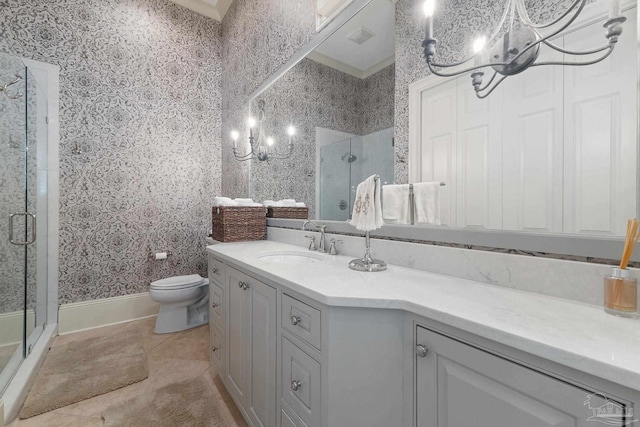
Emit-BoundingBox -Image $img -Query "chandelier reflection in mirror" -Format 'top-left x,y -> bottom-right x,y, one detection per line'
231,100 -> 295,162
422,0 -> 627,98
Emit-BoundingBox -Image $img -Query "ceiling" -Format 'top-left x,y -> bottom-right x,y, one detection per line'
309,0 -> 396,79
167,0 -> 233,21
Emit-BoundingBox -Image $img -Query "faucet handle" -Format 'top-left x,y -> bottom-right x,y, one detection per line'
328,238 -> 343,255
305,235 -> 317,251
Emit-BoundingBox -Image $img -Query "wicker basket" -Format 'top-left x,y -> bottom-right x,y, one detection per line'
266,206 -> 309,219
211,206 -> 266,242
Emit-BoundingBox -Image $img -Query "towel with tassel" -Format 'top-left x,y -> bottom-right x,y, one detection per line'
413,182 -> 440,225
349,175 -> 384,231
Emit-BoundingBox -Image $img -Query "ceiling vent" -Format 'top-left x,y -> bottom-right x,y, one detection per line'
347,26 -> 375,45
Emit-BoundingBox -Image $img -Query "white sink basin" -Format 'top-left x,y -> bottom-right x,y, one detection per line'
257,251 -> 324,264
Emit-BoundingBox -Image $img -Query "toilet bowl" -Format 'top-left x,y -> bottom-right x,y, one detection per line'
149,274 -> 209,334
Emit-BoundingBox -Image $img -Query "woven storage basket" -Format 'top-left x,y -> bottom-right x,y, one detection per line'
211,206 -> 266,242
266,207 -> 309,219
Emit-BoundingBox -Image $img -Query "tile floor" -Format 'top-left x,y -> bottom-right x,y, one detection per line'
9,317 -> 248,427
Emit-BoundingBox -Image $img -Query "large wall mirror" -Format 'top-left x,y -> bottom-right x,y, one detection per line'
247,0 -> 640,259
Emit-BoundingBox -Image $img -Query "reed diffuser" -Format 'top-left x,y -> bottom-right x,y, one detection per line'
604,219 -> 639,317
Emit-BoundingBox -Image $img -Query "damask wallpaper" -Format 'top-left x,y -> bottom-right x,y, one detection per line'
0,0 -> 222,305
249,59 -> 394,218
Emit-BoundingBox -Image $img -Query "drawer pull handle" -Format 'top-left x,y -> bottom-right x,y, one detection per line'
212,267 -> 218,274
238,281 -> 249,290
212,346 -> 218,352
291,380 -> 302,391
212,302 -> 219,308
290,315 -> 301,326
416,344 -> 428,358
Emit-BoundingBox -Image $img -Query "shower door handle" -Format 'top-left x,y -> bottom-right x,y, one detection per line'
9,212 -> 36,245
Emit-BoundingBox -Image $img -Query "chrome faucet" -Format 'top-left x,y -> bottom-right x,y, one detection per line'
302,220 -> 327,253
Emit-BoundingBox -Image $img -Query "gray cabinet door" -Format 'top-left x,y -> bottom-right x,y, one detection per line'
415,326 -> 623,427
226,267 -> 251,408
248,278 -> 277,427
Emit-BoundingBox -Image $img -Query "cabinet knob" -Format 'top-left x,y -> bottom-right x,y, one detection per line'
290,315 -> 301,326
211,302 -> 219,308
291,380 -> 302,391
212,267 -> 218,274
238,281 -> 249,290
416,344 -> 428,358
212,346 -> 218,352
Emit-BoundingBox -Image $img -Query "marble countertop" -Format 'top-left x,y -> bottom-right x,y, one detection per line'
207,240 -> 640,391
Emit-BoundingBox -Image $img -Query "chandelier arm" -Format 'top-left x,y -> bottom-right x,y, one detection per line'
529,45 -> 615,67
541,39 -> 613,56
475,75 -> 509,99
427,60 -> 508,77
516,0 -> 585,30
477,70 -> 499,92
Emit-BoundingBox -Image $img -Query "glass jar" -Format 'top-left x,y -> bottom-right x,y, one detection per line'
604,267 -> 637,317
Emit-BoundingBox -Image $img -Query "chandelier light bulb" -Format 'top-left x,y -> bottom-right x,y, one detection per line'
230,130 -> 239,141
423,0 -> 435,18
473,36 -> 487,54
266,137 -> 274,146
247,117 -> 257,128
287,125 -> 296,137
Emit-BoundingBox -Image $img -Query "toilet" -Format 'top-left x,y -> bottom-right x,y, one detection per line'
149,274 -> 210,334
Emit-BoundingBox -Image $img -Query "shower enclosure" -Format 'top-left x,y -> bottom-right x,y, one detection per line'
0,51 -> 55,407
318,127 -> 394,221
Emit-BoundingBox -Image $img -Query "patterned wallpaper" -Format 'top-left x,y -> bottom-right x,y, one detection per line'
249,59 -> 394,217
220,0 -> 317,198
1,0 -> 222,305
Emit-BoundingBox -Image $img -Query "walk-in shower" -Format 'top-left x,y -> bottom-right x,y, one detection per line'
0,51 -> 58,422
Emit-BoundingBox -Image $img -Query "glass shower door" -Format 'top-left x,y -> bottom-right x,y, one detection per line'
0,52 -> 28,394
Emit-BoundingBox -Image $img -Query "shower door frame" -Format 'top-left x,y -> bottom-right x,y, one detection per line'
2,57 -> 59,423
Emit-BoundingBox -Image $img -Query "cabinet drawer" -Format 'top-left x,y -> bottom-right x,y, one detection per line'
211,324 -> 223,372
210,282 -> 224,327
282,294 -> 321,350
208,256 -> 225,286
282,337 -> 320,427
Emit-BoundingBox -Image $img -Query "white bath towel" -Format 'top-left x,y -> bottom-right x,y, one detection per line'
294,202 -> 306,208
279,199 -> 297,207
263,200 -> 277,207
213,196 -> 238,207
349,175 -> 384,231
382,184 -> 411,224
413,182 -> 440,225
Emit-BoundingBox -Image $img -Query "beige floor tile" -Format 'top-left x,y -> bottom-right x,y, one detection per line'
10,412 -> 103,427
134,316 -> 173,352
53,320 -> 137,348
205,369 -> 250,427
148,324 -> 210,361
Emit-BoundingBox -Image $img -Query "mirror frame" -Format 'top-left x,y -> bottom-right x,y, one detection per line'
248,0 -> 640,263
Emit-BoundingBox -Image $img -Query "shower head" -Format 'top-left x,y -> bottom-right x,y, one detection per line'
341,153 -> 357,163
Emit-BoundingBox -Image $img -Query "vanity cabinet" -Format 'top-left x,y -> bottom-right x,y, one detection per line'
208,260 -> 225,374
226,266 -> 277,427
414,325 -> 626,427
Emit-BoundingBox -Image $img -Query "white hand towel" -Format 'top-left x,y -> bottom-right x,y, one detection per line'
263,200 -> 276,207
279,199 -> 297,207
294,202 -> 306,208
382,184 -> 411,224
213,196 -> 238,207
349,175 -> 384,231
413,182 -> 441,225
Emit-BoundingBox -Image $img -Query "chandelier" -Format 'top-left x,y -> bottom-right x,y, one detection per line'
231,100 -> 295,162
422,0 -> 627,98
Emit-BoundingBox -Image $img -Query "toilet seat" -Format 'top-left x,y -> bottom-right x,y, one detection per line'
150,274 -> 205,291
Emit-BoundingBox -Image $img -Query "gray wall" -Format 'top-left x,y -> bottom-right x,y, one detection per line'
0,0 -> 222,304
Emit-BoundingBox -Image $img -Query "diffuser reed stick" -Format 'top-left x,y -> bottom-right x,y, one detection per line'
619,219 -> 640,270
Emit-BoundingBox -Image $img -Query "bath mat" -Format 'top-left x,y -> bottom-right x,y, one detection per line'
101,375 -> 228,427
19,322 -> 149,419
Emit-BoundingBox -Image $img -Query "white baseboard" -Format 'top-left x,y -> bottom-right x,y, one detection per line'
0,310 -> 36,347
58,293 -> 160,335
